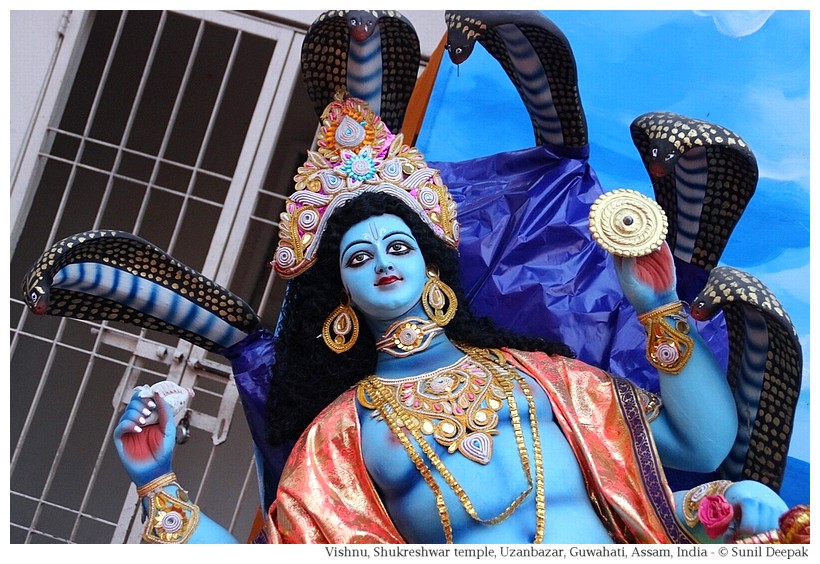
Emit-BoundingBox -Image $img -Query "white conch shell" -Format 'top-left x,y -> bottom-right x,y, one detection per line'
135,381 -> 195,425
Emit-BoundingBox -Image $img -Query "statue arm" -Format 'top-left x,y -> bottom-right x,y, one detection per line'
113,390 -> 239,544
614,243 -> 737,472
190,514 -> 240,544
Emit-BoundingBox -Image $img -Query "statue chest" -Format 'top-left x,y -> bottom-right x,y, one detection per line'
357,371 -> 612,543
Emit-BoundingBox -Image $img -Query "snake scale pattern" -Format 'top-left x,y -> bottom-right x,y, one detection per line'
630,111 -> 758,272
22,230 -> 260,352
445,10 -> 588,148
691,266 -> 802,491
300,10 -> 420,133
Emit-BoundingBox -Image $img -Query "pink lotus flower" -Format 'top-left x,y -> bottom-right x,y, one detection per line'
698,494 -> 735,539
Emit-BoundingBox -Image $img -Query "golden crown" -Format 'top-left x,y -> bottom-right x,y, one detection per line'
272,94 -> 460,278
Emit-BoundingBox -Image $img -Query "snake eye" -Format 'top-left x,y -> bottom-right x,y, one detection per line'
30,291 -> 38,303
697,301 -> 705,308
455,47 -> 463,55
665,152 -> 676,162
651,147 -> 658,158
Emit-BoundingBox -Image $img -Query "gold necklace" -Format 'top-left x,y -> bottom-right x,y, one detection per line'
374,353 -> 505,464
358,347 -> 545,543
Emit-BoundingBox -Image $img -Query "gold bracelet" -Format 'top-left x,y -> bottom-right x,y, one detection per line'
637,301 -> 689,323
138,473 -> 200,543
136,472 -> 177,497
638,301 -> 694,374
682,479 -> 733,528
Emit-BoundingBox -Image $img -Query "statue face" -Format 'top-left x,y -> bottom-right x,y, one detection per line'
339,214 -> 427,321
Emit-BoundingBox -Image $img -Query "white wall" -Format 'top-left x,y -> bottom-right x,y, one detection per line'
10,10 -> 68,168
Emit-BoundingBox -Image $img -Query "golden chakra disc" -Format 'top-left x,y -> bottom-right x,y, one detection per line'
588,189 -> 668,257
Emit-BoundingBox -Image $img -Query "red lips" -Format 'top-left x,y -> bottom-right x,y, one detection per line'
376,275 -> 402,286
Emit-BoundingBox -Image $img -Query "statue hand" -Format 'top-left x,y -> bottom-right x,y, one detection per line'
113,388 -> 176,487
613,242 -> 677,314
724,480 -> 789,541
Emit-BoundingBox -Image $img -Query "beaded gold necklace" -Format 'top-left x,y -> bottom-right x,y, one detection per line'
358,347 -> 545,543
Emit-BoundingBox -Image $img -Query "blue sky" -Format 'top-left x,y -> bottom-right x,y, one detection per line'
418,10 -> 810,461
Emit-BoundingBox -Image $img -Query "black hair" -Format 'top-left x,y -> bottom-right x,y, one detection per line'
266,191 -> 573,446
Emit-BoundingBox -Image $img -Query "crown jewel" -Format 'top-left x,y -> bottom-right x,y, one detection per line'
272,94 -> 460,278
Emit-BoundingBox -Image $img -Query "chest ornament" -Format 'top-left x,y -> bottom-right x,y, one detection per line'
357,346 -> 545,543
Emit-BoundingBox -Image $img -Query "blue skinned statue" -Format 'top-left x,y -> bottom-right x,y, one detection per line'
108,96 -> 787,543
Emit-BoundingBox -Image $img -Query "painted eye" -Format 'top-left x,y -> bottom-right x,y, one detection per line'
349,17 -> 358,26
651,147 -> 659,158
388,241 -> 412,255
30,291 -> 38,303
455,47 -> 463,55
346,252 -> 370,268
665,152 -> 676,161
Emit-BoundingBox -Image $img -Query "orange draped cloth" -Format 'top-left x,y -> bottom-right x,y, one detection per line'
265,349 -> 695,544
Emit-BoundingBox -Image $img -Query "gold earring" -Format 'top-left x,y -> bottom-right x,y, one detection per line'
422,266 -> 457,327
322,293 -> 359,353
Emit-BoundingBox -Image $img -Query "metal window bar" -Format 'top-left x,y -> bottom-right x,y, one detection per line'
12,492 -> 118,543
90,11 -> 168,232
12,22 -> 193,538
132,17 -> 206,238
9,11 -> 126,414
196,17 -> 302,289
165,22 -> 241,254
10,12 -> 129,441
33,139 -> 233,208
10,316 -> 178,544
23,325 -> 106,543
11,8 -> 143,484
10,10 -> 301,543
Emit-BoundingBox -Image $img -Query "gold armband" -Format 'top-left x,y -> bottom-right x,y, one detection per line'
681,479 -> 733,528
638,301 -> 694,374
138,472 -> 200,544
